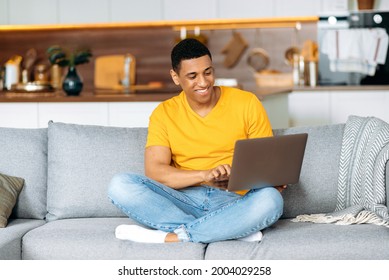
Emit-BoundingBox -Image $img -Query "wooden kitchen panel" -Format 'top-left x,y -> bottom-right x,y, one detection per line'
0,18 -> 317,95
0,27 -> 176,91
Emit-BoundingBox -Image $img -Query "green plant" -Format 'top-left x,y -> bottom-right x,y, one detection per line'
47,45 -> 92,67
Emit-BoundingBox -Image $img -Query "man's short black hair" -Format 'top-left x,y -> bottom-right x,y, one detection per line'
171,38 -> 212,72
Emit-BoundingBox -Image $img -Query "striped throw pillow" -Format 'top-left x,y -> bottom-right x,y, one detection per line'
0,173 -> 24,227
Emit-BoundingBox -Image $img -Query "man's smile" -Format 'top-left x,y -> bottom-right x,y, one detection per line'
195,87 -> 210,96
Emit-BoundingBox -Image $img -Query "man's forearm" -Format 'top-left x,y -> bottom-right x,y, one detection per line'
145,163 -> 206,189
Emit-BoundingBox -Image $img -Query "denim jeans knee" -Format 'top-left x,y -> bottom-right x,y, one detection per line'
107,172 -> 143,203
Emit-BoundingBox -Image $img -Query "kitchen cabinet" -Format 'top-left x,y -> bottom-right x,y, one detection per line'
108,102 -> 159,127
2,1 -> 318,26
0,101 -> 160,129
217,0 -> 273,19
330,90 -> 389,124
110,0 -> 163,22
261,92 -> 290,129
0,98 -> 284,129
3,0 -> 389,26
8,0 -> 57,25
163,0 -> 218,20
288,91 -> 331,127
275,0 -> 321,17
0,0 -> 7,25
0,103 -> 38,128
58,0 -> 110,24
288,90 -> 389,127
38,103 -> 109,127
378,1 -> 389,10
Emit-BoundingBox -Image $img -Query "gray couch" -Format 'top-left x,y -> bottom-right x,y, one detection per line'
1,121 -> 389,260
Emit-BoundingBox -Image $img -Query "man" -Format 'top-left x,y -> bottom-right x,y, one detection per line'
108,38 -> 284,243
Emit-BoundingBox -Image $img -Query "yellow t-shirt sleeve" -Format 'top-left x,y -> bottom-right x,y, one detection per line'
247,95 -> 273,139
146,104 -> 170,148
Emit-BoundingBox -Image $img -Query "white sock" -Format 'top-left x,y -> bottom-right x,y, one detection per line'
237,231 -> 263,242
115,225 -> 168,243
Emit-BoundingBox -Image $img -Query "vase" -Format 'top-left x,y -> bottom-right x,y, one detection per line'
62,66 -> 83,96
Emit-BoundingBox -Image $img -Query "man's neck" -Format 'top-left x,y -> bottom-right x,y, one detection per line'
186,86 -> 221,118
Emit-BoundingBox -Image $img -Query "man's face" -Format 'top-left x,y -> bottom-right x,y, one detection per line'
170,55 -> 216,105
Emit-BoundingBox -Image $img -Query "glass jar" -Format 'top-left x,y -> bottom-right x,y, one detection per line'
34,64 -> 49,83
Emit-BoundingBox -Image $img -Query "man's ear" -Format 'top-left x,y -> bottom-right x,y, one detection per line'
170,69 -> 180,86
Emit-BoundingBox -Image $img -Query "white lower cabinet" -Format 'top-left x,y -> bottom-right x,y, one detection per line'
0,102 -> 161,128
288,91 -> 331,127
108,102 -> 160,127
2,91 -> 389,129
0,103 -> 39,128
288,90 -> 389,127
330,91 -> 389,125
261,92 -> 289,129
38,102 -> 109,127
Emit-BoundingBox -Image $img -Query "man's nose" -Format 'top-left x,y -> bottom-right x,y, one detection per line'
197,74 -> 207,86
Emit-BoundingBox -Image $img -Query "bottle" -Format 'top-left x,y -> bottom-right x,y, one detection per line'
298,55 -> 305,86
121,55 -> 132,91
308,61 -> 318,87
292,54 -> 300,86
0,66 -> 4,91
50,64 -> 62,89
5,56 -> 22,90
120,53 -> 136,93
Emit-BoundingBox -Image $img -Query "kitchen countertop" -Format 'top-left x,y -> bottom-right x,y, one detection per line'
1,85 -> 389,103
292,85 -> 389,92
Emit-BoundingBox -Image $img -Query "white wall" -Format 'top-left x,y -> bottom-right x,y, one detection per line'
110,0 -> 163,22
8,0 -> 58,25
2,0 -> 387,25
58,0 -> 110,24
0,0 -> 7,25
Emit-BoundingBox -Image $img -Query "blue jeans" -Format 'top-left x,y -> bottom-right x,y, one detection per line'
108,173 -> 283,243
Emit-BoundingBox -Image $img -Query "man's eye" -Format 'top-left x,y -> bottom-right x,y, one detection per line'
188,75 -> 196,79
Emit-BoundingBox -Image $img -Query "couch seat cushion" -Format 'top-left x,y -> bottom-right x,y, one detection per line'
22,218 -> 206,260
0,219 -> 46,260
204,219 -> 389,260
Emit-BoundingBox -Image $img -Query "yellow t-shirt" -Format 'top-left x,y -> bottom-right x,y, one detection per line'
146,86 -> 273,192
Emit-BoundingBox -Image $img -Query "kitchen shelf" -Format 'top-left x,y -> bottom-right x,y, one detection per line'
0,16 -> 318,32
171,16 -> 318,31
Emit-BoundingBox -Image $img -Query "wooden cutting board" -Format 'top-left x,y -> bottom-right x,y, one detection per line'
221,32 -> 248,68
94,54 -> 136,89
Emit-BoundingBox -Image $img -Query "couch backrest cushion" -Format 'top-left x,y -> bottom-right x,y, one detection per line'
0,127 -> 48,219
46,122 -> 346,221
274,123 -> 345,218
46,122 -> 147,221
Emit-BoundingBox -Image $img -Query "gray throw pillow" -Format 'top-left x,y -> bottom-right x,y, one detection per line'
46,122 -> 148,221
0,173 -> 24,227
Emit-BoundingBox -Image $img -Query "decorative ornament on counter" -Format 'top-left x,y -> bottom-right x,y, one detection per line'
46,45 -> 92,96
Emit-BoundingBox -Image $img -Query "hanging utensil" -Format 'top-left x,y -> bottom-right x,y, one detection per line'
284,23 -> 301,65
247,48 -> 270,72
221,31 -> 248,68
246,29 -> 269,72
22,48 -> 37,83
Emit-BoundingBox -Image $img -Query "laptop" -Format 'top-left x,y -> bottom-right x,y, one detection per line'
225,133 -> 308,192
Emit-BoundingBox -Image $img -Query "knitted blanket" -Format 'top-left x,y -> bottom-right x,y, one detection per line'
293,115 -> 389,227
